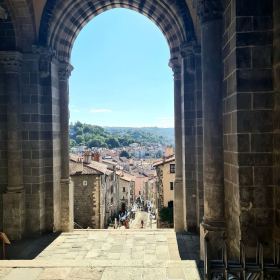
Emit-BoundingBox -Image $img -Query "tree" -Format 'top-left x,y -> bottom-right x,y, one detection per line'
76,127 -> 83,135
159,207 -> 173,225
106,137 -> 120,149
155,150 -> 163,158
74,121 -> 83,128
76,135 -> 84,145
88,139 -> 102,148
70,139 -> 77,147
120,151 -> 129,158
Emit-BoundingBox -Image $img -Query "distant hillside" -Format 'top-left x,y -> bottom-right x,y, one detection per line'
69,122 -> 173,149
103,127 -> 174,143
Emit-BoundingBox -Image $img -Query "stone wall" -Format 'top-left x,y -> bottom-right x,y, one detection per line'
274,0 -> 280,243
118,179 -> 129,212
193,48 -> 203,232
21,54 -> 45,236
0,65 -> 6,232
223,0 -> 274,259
71,174 -> 100,229
43,59 -> 61,232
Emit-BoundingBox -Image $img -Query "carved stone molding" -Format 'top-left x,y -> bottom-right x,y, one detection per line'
32,45 -> 56,78
0,51 -> 23,73
197,0 -> 223,25
58,62 -> 74,80
168,58 -> 181,81
0,5 -> 8,20
179,41 -> 196,74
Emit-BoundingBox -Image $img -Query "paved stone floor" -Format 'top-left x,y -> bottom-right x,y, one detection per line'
0,230 -> 203,279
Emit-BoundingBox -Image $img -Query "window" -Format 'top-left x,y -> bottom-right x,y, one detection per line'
168,201 -> 173,208
170,164 -> 175,173
170,182 -> 173,190
111,197 -> 113,203
110,175 -> 113,181
111,185 -> 113,194
123,187 -> 125,192
139,191 -> 141,195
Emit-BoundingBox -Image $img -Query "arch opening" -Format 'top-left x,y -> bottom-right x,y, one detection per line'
69,8 -> 175,229
39,0 -> 195,62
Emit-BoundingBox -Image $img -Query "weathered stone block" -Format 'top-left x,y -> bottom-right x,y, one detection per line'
251,133 -> 273,152
3,191 -> 25,240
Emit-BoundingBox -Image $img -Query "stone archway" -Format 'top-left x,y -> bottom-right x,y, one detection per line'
36,0 -> 196,234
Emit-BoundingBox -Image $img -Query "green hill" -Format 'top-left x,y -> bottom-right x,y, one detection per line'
103,126 -> 174,143
69,122 -> 173,149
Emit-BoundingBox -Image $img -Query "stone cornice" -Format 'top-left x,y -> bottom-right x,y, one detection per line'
179,41 -> 196,74
168,58 -> 181,81
0,51 -> 23,73
196,0 -> 223,25
32,45 -> 56,78
58,62 -> 74,80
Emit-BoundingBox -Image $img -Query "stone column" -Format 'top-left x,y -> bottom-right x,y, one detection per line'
169,59 -> 185,232
0,51 -> 25,240
198,0 -> 226,259
59,62 -> 74,232
179,42 -> 197,233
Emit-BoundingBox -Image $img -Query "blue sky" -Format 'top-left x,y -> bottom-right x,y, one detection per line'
69,8 -> 174,128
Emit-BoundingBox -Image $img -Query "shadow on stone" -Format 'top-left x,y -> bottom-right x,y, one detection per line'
175,232 -> 204,279
0,233 -> 61,260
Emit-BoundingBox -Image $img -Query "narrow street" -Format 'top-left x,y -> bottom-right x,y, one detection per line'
130,211 -> 156,229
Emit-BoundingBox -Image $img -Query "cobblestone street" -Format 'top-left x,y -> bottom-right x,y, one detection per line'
0,230 -> 203,279
130,211 -> 156,230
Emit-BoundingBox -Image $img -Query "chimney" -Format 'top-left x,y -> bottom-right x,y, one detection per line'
76,157 -> 83,173
84,151 -> 91,164
166,145 -> 173,157
162,155 -> 166,162
94,153 -> 99,162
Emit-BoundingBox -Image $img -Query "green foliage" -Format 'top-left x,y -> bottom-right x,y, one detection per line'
120,151 -> 129,158
70,139 -> 77,147
69,121 -> 172,149
76,135 -> 84,144
104,126 -> 174,144
106,137 -> 120,149
155,150 -> 163,158
159,207 -> 173,224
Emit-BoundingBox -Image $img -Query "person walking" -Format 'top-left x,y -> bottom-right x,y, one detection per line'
141,219 -> 144,228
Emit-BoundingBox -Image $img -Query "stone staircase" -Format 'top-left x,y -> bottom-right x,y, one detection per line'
0,230 -> 203,280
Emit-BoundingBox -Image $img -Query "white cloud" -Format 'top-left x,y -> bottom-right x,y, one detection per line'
156,117 -> 173,120
160,119 -> 173,123
73,109 -> 79,112
90,108 -> 112,113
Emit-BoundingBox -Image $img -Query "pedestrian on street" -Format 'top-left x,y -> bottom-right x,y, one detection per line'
141,219 -> 144,228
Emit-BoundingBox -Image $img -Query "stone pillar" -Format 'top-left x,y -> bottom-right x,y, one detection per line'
59,62 -> 74,232
179,42 -> 197,233
193,46 -> 204,233
169,59 -> 185,232
0,51 -> 25,240
198,0 -> 226,259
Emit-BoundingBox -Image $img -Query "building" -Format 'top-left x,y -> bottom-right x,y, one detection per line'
117,170 -> 136,213
129,143 -> 139,148
133,171 -> 148,198
153,155 -> 175,227
133,147 -> 146,158
146,178 -> 156,212
70,153 -> 107,229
